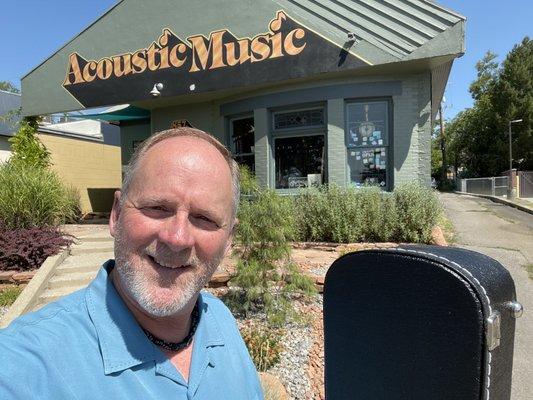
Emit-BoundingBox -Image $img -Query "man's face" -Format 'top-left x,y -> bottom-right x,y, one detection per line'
109,136 -> 235,317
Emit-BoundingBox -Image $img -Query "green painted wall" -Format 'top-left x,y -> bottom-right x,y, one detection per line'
120,120 -> 151,166
326,98 -> 347,185
146,73 -> 433,190
392,72 -> 432,186
151,103 -> 221,141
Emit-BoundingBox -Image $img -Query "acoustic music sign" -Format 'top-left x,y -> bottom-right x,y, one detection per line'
62,11 -> 368,107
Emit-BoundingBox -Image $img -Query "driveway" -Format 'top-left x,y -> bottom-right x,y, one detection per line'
440,193 -> 533,399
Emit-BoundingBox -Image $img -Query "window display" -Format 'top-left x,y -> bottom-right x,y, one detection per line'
231,117 -> 255,172
346,102 -> 388,148
348,147 -> 387,187
275,135 -> 325,189
346,101 -> 389,188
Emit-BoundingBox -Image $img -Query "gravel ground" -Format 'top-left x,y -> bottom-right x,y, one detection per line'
269,322 -> 313,399
0,306 -> 8,321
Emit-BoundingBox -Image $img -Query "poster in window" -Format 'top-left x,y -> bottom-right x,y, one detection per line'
346,102 -> 388,148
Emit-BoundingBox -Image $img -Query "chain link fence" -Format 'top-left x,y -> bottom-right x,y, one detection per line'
457,177 -> 509,196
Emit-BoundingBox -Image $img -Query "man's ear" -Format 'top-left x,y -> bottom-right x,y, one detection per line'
109,190 -> 122,238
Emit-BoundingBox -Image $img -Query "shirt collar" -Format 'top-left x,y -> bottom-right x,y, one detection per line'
86,261 -> 225,375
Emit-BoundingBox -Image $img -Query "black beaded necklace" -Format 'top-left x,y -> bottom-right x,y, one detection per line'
142,302 -> 200,352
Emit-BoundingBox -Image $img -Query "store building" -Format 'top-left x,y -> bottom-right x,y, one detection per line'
0,90 -> 21,163
21,0 -> 465,190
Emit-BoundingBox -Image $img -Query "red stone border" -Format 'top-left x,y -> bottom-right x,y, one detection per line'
0,271 -> 36,284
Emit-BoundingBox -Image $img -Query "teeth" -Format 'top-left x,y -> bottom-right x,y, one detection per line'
148,255 -> 184,269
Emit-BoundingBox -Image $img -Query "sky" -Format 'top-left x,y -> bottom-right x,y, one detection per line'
0,0 -> 531,120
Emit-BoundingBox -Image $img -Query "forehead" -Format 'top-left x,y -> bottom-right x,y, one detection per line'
129,136 -> 233,207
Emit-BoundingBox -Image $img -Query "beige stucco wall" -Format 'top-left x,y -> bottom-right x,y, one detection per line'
0,136 -> 11,163
38,133 -> 122,214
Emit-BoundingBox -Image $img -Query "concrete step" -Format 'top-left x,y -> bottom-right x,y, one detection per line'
48,271 -> 98,290
70,241 -> 114,255
76,237 -> 113,243
55,263 -> 102,275
58,252 -> 114,270
54,255 -> 112,276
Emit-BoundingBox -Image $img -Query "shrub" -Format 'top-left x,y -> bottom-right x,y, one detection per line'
294,182 -> 442,244
240,321 -> 283,371
294,185 -> 351,242
437,179 -> 456,192
393,181 -> 442,243
9,119 -> 50,169
0,162 -> 80,229
239,165 -> 260,195
227,168 -> 316,325
0,286 -> 24,307
0,222 -> 74,271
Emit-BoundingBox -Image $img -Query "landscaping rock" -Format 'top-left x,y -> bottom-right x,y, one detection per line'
12,271 -> 36,283
209,271 -> 232,284
0,271 -> 16,283
260,372 -> 290,400
431,226 -> 448,246
269,320 -> 313,399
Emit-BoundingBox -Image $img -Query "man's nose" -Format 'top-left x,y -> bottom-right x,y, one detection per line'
158,211 -> 195,251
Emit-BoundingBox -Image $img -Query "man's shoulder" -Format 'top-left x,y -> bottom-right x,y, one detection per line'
0,287 -> 88,344
200,291 -> 235,319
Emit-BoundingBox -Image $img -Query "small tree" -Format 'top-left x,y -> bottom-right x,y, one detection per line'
9,118 -> 50,169
0,81 -> 20,94
227,169 -> 316,326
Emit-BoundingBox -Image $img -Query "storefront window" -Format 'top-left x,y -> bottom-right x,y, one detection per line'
275,135 -> 325,189
274,108 -> 324,130
231,116 -> 255,172
346,101 -> 389,188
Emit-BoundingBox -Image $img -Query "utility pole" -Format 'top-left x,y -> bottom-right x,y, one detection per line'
507,119 -> 523,199
439,103 -> 446,183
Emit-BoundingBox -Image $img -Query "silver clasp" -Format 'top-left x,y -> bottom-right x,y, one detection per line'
486,311 -> 501,351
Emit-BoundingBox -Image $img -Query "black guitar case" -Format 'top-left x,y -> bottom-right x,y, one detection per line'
323,245 -> 522,400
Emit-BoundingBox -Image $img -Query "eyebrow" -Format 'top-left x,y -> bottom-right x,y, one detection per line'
134,197 -> 227,226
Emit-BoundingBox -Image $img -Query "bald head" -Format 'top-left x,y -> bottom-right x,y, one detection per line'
121,127 -> 240,219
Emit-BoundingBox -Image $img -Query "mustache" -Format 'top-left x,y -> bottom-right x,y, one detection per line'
144,243 -> 200,268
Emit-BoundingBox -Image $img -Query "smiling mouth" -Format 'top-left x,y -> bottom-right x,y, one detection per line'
147,255 -> 190,270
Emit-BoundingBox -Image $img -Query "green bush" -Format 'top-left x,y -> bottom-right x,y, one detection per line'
239,165 -> 260,195
230,189 -> 316,324
294,182 -> 442,244
240,322 -> 283,371
0,285 -> 23,307
437,179 -> 456,192
227,168 -> 316,325
9,120 -> 50,169
393,181 -> 442,243
0,162 -> 80,229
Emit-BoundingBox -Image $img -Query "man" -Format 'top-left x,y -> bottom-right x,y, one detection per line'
0,128 -> 264,399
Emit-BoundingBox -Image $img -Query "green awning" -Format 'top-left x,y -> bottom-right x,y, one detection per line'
72,105 -> 150,122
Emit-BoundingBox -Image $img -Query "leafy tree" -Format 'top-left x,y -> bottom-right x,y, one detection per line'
446,37 -> 532,176
493,38 -> 533,170
469,51 -> 498,101
0,81 -> 20,94
9,119 -> 50,169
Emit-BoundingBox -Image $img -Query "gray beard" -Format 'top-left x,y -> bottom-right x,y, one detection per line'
113,226 -> 223,317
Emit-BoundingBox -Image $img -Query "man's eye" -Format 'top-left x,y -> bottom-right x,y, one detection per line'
193,215 -> 219,228
141,205 -> 170,216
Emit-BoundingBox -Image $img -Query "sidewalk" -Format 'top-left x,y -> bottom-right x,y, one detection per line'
454,191 -> 533,215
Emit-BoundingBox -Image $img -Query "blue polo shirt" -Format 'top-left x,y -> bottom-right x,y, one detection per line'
0,261 -> 263,399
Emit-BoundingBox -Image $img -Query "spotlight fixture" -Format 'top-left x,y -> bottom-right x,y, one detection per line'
346,32 -> 358,42
150,83 -> 164,97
